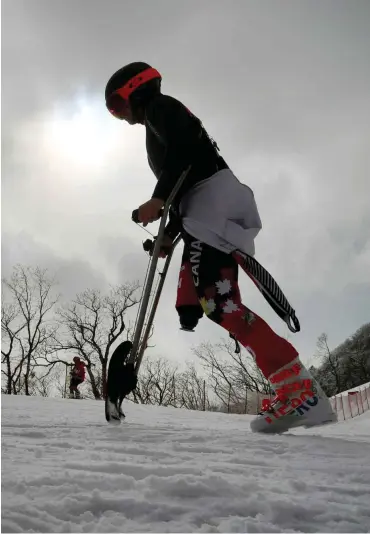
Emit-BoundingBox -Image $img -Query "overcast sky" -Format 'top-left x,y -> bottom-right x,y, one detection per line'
2,0 -> 370,369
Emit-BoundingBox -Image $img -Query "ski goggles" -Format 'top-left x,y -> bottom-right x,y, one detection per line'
105,67 -> 161,120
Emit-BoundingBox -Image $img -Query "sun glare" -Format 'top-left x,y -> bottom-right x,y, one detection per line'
45,97 -> 125,173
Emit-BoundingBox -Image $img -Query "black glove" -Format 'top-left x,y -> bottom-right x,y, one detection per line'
143,235 -> 173,258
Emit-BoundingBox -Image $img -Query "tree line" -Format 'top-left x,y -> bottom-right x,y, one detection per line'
2,264 -> 369,412
311,324 -> 370,397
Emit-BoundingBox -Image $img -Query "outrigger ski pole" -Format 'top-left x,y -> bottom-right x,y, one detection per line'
105,166 -> 191,422
129,164 -> 191,370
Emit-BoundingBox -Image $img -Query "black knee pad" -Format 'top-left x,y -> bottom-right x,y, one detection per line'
176,305 -> 203,332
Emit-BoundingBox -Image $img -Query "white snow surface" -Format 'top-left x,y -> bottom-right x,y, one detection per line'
2,396 -> 370,533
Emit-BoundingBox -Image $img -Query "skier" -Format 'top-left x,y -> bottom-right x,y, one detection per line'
69,356 -> 86,399
105,62 -> 337,433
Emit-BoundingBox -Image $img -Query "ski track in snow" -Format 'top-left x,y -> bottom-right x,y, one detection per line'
2,396 -> 370,533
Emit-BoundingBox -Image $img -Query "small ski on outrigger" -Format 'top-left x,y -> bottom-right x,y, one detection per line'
105,164 -> 301,424
105,341 -> 136,423
104,168 -> 189,424
104,230 -> 180,423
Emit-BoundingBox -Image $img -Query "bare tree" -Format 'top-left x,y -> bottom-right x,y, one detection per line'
55,283 -> 140,399
334,324 -> 370,390
1,265 -> 59,395
176,363 -> 209,411
135,356 -> 178,406
50,363 -> 70,398
316,333 -> 343,394
2,302 -> 26,394
29,365 -> 63,397
310,323 -> 370,396
349,334 -> 370,385
193,341 -> 235,411
193,339 -> 271,413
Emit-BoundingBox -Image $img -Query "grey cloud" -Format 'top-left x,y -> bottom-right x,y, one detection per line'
1,231 -> 109,301
2,0 -> 370,365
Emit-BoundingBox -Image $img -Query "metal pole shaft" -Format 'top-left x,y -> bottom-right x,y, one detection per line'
134,236 -> 181,373
128,166 -> 191,365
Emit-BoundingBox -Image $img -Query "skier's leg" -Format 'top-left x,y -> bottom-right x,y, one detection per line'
69,378 -> 76,399
175,242 -> 204,331
187,236 -> 337,433
75,380 -> 82,399
187,237 -> 297,377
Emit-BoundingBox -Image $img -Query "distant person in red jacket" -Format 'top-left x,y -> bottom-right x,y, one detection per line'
69,356 -> 86,399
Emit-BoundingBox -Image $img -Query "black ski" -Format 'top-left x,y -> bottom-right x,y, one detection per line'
105,341 -> 138,424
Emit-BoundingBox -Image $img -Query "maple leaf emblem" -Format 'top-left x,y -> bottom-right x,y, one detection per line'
215,279 -> 232,295
223,299 -> 239,314
200,297 -> 216,316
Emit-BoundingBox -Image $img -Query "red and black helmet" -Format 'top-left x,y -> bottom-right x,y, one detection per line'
105,62 -> 162,120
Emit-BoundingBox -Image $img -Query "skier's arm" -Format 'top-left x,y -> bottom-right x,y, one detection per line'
146,98 -> 201,202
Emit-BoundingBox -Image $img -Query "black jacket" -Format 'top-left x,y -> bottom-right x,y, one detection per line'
144,93 -> 229,238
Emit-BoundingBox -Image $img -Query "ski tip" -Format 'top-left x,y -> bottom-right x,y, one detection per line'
110,341 -> 133,361
105,397 -> 126,425
106,417 -> 122,425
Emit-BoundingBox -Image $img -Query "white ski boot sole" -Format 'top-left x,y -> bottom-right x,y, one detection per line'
250,394 -> 338,434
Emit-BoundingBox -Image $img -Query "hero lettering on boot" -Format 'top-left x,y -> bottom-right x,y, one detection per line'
263,393 -> 319,425
269,362 -> 302,384
274,379 -> 313,397
262,381 -> 318,425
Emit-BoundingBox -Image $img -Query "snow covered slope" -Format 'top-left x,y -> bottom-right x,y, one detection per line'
2,396 -> 370,533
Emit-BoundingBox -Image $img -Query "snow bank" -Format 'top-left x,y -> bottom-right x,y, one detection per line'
2,395 -> 370,533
